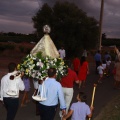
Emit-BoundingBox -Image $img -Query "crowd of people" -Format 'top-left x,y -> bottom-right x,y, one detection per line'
0,48 -> 119,120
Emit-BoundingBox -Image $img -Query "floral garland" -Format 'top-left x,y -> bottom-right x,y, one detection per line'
17,52 -> 68,80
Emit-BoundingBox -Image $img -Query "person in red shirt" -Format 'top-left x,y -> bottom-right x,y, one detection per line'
78,56 -> 89,88
73,55 -> 80,75
60,61 -> 79,114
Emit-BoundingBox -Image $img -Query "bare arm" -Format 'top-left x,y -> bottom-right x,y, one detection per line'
87,64 -> 89,74
87,106 -> 94,118
62,110 -> 73,120
75,80 -> 79,84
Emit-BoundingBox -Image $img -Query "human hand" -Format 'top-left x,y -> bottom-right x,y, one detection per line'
21,72 -> 24,77
62,109 -> 66,116
90,106 -> 94,111
87,71 -> 90,74
62,117 -> 66,120
0,100 -> 4,105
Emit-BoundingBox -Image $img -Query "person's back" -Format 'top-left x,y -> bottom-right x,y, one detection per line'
0,62 -> 25,120
97,65 -> 104,75
104,52 -> 111,61
38,68 -> 66,120
94,52 -> 101,61
82,50 -> 87,58
40,77 -> 65,107
60,61 -> 79,114
58,47 -> 66,59
62,92 -> 93,120
61,68 -> 79,88
94,50 -> 101,73
106,57 -> 111,66
70,101 -> 90,120
73,57 -> 80,74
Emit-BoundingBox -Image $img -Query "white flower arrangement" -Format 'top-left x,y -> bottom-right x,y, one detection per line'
17,52 -> 68,80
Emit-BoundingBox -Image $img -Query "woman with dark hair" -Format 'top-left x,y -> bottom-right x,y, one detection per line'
73,54 -> 80,75
78,56 -> 89,88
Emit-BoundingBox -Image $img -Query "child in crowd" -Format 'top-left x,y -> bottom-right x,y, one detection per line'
62,92 -> 93,120
97,62 -> 104,83
21,75 -> 30,107
106,57 -> 111,76
102,60 -> 107,76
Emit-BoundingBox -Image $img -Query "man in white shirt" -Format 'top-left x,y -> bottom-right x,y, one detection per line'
0,62 -> 25,120
82,49 -> 87,58
58,47 -> 66,59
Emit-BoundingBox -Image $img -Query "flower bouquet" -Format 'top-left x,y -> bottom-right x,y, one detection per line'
17,52 -> 68,81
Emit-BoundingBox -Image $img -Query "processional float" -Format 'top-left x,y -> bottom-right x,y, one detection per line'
31,25 -> 60,101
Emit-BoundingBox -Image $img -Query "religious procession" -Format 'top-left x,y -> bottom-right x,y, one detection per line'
0,25 -> 120,120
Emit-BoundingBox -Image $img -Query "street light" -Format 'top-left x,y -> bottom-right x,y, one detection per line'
99,0 -> 104,50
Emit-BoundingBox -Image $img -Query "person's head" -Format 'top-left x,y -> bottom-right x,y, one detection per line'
8,62 -> 17,72
77,92 -> 87,102
48,68 -> 56,78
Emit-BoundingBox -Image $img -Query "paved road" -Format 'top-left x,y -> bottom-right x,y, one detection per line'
0,62 -> 119,120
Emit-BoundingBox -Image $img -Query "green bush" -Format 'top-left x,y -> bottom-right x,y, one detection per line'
5,44 -> 15,50
19,46 -> 24,53
0,44 -> 15,51
25,48 -> 31,54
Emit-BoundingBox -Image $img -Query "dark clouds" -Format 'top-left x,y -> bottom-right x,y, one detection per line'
0,0 -> 120,38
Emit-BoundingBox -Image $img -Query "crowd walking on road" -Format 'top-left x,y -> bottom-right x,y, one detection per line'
0,48 -> 120,120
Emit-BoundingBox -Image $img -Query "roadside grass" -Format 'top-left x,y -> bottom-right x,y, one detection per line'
94,94 -> 120,120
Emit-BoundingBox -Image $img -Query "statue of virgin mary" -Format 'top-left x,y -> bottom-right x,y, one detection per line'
17,25 -> 67,81
30,25 -> 59,58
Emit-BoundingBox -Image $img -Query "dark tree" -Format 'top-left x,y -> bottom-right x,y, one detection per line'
32,1 -> 99,58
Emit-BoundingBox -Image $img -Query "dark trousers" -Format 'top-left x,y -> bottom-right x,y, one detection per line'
95,61 -> 101,73
3,97 -> 19,120
38,103 -> 57,120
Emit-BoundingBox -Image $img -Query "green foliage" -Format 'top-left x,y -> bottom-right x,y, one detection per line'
19,46 -> 24,53
0,44 -> 6,51
32,1 -> 99,58
0,33 -> 38,43
36,52 -> 43,59
25,48 -> 31,54
102,38 -> 120,47
0,43 -> 15,51
18,53 -> 68,81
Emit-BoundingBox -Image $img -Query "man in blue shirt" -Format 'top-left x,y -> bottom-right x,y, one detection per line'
38,68 -> 66,120
94,50 -> 102,73
104,51 -> 111,61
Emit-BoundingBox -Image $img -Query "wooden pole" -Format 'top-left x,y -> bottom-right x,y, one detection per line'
89,84 -> 97,120
99,0 -> 104,51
